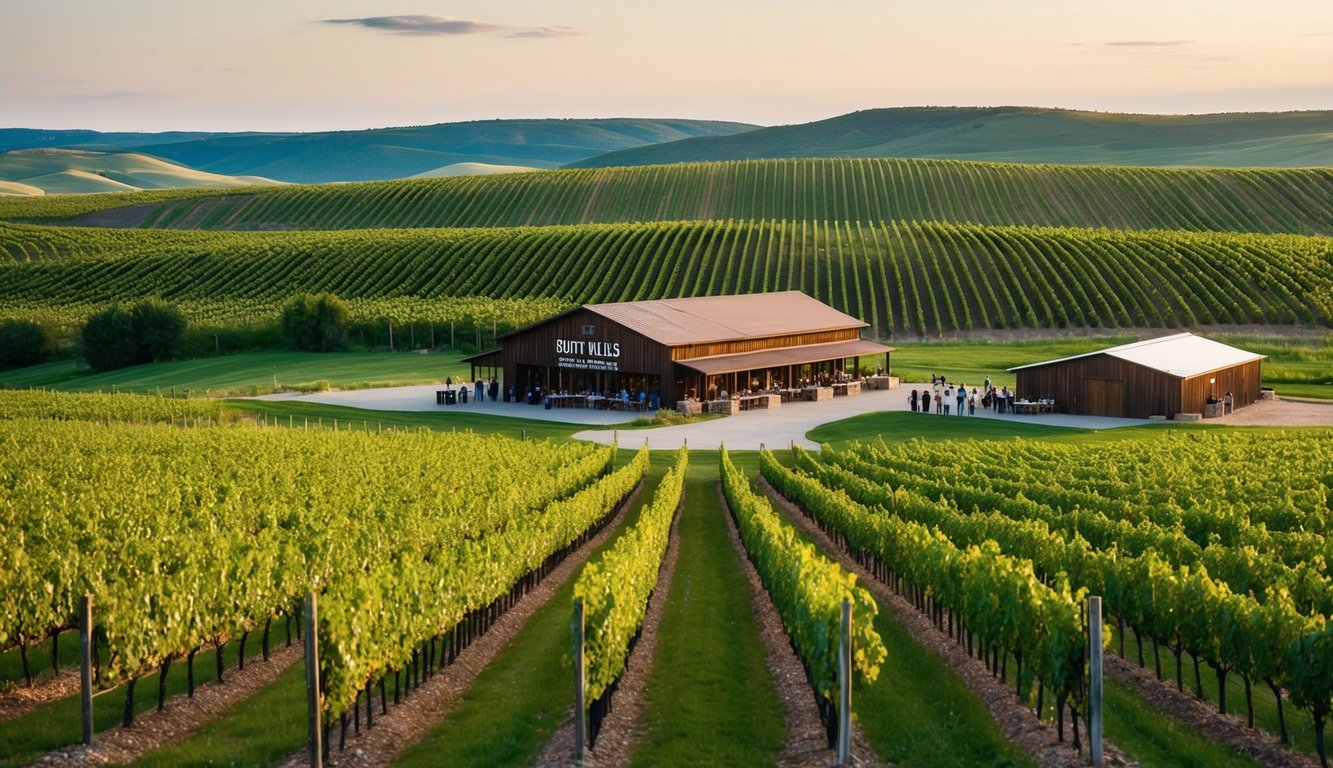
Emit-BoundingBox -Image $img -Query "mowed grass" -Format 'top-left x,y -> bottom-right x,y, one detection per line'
230,400 -> 585,443
627,455 -> 786,766
0,350 -> 469,395
807,411 -> 1087,450
0,625 -> 294,768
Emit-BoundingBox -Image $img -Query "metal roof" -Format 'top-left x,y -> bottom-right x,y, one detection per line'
585,291 -> 867,346
1008,333 -> 1265,378
677,338 -> 894,375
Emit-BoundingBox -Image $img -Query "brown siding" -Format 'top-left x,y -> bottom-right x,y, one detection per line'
669,328 -> 862,361
493,308 -> 677,401
1016,355 -> 1263,419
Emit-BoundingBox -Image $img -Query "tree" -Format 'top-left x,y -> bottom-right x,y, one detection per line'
130,299 -> 186,362
281,292 -> 349,351
82,305 -> 138,372
0,319 -> 51,370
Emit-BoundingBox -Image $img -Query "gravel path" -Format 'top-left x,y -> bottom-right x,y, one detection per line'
1207,397 -> 1333,427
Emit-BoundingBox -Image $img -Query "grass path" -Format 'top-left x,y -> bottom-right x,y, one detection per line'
626,459 -> 787,766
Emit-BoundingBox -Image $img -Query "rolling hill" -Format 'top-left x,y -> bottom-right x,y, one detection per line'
570,107 -> 1333,169
0,149 -> 281,196
2,219 -> 1329,337
9,158 -> 1327,236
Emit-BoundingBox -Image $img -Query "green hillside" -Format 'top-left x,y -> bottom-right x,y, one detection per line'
3,158 -> 1329,235
572,107 -> 1333,169
0,149 -> 282,196
0,119 -> 758,184
3,219 -> 1328,337
131,118 -> 757,183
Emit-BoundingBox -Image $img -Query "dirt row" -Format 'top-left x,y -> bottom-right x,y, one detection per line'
1104,653 -> 1320,768
534,493 -> 688,767
718,483 -> 884,768
33,643 -> 303,766
756,474 -> 1127,768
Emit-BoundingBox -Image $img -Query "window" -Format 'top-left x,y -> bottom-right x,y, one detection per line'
581,324 -> 596,337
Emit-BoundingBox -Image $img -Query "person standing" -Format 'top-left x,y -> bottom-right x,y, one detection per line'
956,382 -> 966,416
984,375 -> 991,392
934,390 -> 942,415
488,377 -> 499,402
943,386 -> 952,415
969,388 -> 977,415
474,378 -> 484,404
998,386 -> 1008,414
909,389 -> 919,412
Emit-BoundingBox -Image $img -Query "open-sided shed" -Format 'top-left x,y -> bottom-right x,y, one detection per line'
1009,333 -> 1264,419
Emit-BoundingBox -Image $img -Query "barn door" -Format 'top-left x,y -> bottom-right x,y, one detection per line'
1082,377 -> 1124,417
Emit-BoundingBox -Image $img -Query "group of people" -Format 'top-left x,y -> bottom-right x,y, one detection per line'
443,377 -> 500,404
908,374 -> 1021,416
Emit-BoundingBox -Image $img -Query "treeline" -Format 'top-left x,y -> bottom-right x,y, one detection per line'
2,158 -> 1329,235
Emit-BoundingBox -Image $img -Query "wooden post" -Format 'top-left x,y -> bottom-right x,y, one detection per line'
838,597 -> 852,765
573,598 -> 586,765
80,594 -> 94,745
1088,596 -> 1104,768
304,592 -> 324,768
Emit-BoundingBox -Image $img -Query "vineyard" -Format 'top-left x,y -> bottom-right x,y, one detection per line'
1,218 -> 1330,337
0,404 -> 653,759
761,430 -> 1333,762
1,158 -> 1330,235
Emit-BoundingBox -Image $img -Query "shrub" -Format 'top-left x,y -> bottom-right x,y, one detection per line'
130,298 -> 186,362
281,293 -> 349,351
0,319 -> 51,370
82,305 -> 138,372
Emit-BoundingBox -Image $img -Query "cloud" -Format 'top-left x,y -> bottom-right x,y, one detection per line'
1104,40 -> 1192,47
323,15 -> 582,39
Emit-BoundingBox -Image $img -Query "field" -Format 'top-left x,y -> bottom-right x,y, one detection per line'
3,157 -> 1329,234
3,391 -> 1330,768
0,119 -> 1330,766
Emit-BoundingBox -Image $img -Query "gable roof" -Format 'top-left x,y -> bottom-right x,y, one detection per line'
584,291 -> 867,346
1008,333 -> 1265,378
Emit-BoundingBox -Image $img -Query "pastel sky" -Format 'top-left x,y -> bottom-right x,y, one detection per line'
2,0 -> 1330,132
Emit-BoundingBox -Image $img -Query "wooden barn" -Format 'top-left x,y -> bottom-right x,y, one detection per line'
464,291 -> 893,405
1009,333 -> 1264,419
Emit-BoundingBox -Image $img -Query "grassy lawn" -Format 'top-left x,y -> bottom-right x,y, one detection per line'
627,456 -> 786,766
0,624 -> 295,768
0,351 -> 470,395
228,400 -> 586,443
807,410 -> 1088,449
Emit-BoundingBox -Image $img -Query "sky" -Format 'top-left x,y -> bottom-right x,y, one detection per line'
1,0 -> 1330,132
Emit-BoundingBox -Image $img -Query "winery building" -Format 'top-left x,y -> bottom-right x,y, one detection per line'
1009,333 -> 1264,419
464,291 -> 894,405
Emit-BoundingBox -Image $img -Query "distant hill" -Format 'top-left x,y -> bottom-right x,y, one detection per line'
16,158 -> 1328,236
409,162 -> 538,178
570,107 -> 1333,168
11,119 -> 746,184
0,149 -> 280,196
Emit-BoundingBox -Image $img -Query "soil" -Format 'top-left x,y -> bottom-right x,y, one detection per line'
756,475 -> 1131,768
31,642 -> 303,766
1105,653 -> 1321,768
719,483 -> 884,768
0,669 -> 82,723
532,492 -> 687,767
279,482 -> 645,768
